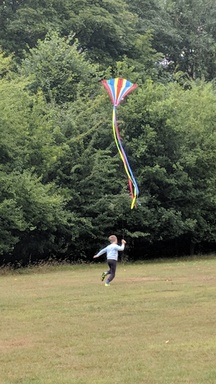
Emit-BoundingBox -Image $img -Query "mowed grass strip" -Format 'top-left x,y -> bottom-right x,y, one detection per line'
0,257 -> 216,384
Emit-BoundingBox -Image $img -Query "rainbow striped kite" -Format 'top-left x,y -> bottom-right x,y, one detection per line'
101,78 -> 139,209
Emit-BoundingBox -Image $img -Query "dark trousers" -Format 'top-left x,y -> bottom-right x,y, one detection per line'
107,259 -> 117,282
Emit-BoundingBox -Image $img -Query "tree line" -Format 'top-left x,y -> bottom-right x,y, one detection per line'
0,0 -> 216,265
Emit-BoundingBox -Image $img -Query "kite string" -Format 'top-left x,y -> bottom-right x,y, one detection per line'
113,107 -> 139,195
112,108 -> 137,209
112,107 -> 133,189
112,106 -> 138,209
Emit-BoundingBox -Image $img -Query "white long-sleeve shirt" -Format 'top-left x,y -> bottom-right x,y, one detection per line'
95,243 -> 125,261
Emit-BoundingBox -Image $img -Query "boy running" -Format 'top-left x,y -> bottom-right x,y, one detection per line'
93,235 -> 126,286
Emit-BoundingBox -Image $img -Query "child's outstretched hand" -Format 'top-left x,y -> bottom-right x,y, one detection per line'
122,239 -> 126,245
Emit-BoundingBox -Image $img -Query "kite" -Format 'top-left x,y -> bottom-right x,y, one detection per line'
101,78 -> 139,209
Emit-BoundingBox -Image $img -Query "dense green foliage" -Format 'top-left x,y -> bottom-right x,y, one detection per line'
0,0 -> 215,264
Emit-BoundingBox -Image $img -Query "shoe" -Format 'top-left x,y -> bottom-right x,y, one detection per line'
105,281 -> 110,286
101,272 -> 107,281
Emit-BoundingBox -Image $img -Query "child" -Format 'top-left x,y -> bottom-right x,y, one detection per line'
93,235 -> 126,286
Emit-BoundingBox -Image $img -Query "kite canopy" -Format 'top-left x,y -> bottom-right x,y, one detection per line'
101,78 -> 138,106
101,77 -> 139,209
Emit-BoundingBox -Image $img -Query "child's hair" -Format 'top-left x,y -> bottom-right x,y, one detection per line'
108,235 -> 117,243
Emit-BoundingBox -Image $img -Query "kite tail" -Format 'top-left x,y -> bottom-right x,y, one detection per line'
112,106 -> 139,209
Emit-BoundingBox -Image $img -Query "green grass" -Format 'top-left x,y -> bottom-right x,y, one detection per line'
1,257 -> 216,383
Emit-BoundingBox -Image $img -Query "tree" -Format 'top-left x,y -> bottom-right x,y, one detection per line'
119,79 -> 216,255
164,0 -> 216,80
20,32 -> 99,104
0,0 -> 63,57
0,0 -> 138,66
0,170 -> 72,264
41,92 -> 132,259
65,0 -> 137,65
126,0 -> 181,76
126,0 -> 216,81
0,53 -> 73,263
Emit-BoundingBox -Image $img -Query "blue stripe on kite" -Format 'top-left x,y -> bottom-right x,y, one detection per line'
108,79 -> 116,105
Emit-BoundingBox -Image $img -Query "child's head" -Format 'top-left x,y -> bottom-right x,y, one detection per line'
108,235 -> 118,244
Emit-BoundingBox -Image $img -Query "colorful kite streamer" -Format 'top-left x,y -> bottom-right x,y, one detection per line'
101,78 -> 139,209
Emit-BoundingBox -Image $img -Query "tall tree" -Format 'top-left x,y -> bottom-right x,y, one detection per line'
127,0 -> 216,81
0,0 -> 137,66
126,0 -> 181,71
119,79 -> 216,254
20,32 -> 99,104
41,92 -> 131,259
164,0 -> 216,80
0,54 -> 73,263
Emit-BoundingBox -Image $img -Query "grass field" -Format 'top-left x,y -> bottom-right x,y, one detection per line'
1,256 -> 216,384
